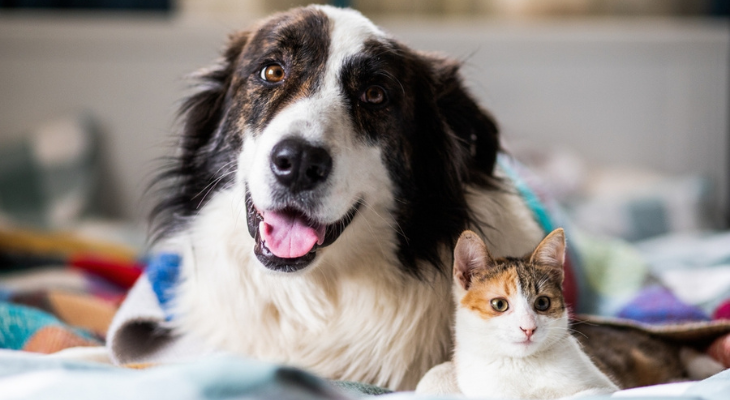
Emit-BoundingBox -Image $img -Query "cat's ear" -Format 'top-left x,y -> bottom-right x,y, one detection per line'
453,230 -> 493,290
530,228 -> 566,275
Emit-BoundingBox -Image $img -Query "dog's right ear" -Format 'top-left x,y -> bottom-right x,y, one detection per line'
223,31 -> 250,66
181,31 -> 250,144
453,230 -> 493,291
149,31 -> 250,243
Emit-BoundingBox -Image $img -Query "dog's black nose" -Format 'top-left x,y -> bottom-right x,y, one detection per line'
270,138 -> 332,192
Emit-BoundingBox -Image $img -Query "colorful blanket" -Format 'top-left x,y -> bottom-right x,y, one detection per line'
0,226 -> 140,356
1,350 -> 730,399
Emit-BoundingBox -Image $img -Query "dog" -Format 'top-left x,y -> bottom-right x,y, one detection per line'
138,5 -> 547,390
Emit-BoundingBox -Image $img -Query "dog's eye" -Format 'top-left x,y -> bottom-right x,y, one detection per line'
260,64 -> 286,83
360,86 -> 387,105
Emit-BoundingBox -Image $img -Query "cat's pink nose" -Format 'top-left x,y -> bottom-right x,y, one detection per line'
520,327 -> 536,339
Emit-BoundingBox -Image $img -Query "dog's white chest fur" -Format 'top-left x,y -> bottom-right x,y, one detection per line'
171,187 -> 449,390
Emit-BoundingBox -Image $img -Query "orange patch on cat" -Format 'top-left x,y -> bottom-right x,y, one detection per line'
461,270 -> 519,319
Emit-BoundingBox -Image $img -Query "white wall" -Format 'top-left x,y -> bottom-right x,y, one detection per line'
382,18 -> 729,223
0,14 -> 237,221
0,14 -> 727,223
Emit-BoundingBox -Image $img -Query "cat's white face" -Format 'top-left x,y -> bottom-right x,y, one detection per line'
455,289 -> 569,358
452,228 -> 569,359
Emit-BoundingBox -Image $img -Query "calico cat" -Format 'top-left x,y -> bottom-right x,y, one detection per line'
416,228 -> 619,398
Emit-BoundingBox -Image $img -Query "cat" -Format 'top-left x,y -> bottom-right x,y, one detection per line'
416,228 -> 619,398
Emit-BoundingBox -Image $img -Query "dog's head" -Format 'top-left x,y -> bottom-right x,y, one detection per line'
152,5 -> 500,276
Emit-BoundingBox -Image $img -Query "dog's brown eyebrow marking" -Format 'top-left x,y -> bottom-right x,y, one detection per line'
232,8 -> 331,135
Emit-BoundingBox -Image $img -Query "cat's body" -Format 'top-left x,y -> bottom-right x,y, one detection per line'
417,229 -> 618,398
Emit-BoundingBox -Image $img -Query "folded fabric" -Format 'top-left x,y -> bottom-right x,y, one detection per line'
0,253 -> 128,354
0,302 -> 99,353
2,350 -> 730,400
634,231 -> 730,320
0,227 -> 156,360
570,231 -> 650,316
618,285 -> 710,324
0,351 -> 352,400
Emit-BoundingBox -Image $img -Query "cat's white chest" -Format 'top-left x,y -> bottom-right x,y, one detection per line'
454,338 -> 617,399
456,355 -> 565,399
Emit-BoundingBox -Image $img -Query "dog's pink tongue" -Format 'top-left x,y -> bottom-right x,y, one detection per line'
259,210 -> 326,259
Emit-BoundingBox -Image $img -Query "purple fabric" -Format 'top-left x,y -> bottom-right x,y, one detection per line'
618,285 -> 709,324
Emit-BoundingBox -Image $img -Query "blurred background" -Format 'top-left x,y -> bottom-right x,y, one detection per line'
0,0 -> 728,241
1,1 -> 730,352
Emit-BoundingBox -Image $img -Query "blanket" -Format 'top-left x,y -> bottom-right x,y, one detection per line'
0,226 -> 140,355
1,350 -> 730,400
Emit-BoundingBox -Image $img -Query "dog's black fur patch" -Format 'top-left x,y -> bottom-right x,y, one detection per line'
341,39 -> 499,278
150,8 -> 500,278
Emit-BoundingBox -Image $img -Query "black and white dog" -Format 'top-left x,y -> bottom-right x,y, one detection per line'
138,5 -> 545,390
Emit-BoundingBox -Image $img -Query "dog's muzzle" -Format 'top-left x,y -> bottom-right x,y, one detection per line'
245,138 -> 360,273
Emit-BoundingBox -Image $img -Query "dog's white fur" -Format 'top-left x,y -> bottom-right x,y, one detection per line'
167,6 -> 544,390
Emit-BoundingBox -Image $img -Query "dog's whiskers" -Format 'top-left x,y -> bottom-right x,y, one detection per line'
194,168 -> 238,209
191,160 -> 238,202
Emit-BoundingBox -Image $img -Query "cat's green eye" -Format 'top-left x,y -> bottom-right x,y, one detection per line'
534,296 -> 551,311
490,298 -> 509,312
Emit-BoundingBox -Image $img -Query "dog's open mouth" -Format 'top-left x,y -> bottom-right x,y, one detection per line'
246,192 -> 360,272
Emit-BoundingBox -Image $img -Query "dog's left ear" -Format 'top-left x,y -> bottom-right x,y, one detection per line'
428,56 -> 500,177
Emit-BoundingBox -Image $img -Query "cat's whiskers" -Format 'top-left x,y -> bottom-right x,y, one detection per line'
568,319 -> 600,327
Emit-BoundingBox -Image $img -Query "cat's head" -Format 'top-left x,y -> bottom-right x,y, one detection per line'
452,228 -> 568,358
